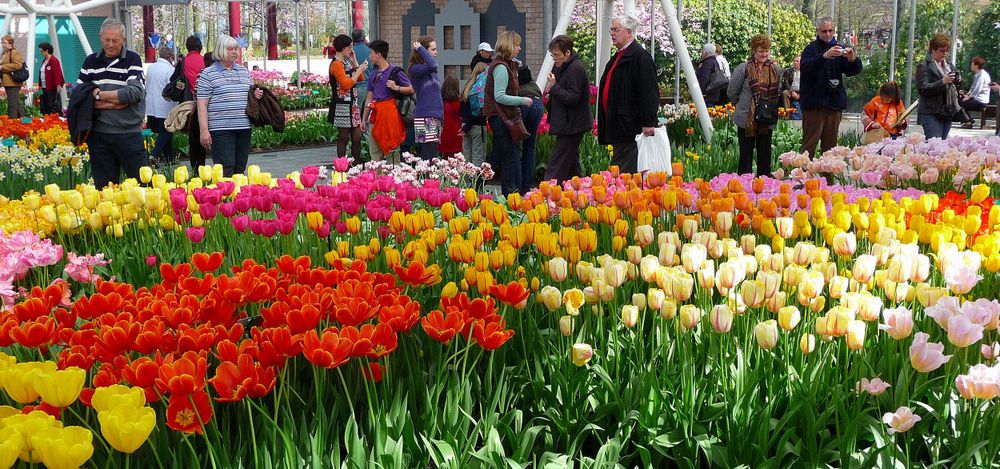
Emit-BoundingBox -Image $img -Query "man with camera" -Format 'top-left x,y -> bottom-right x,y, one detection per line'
799,17 -> 862,158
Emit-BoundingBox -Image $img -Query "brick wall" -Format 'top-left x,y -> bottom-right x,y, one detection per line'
376,0 -> 545,79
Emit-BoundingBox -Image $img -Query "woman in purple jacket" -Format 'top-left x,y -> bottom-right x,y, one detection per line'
408,36 -> 443,160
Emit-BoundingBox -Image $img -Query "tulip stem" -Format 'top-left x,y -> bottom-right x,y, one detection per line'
336,368 -> 356,417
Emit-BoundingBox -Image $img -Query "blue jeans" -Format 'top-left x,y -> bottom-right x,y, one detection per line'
210,128 -> 252,177
489,115 -> 522,196
919,114 -> 952,140
520,98 -> 544,194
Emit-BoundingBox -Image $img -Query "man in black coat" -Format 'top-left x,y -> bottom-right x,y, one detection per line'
799,17 -> 862,158
597,15 -> 659,174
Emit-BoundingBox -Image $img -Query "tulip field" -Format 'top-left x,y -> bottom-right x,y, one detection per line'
2,115 -> 1000,468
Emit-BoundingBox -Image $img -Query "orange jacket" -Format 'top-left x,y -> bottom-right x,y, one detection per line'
863,96 -> 906,134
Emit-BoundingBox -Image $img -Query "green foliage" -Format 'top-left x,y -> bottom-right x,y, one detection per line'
960,2 -> 1000,84
683,0 -> 816,69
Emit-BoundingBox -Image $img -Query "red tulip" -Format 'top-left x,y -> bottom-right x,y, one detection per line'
191,251 -> 225,273
166,390 -> 214,433
421,308 -> 466,344
472,318 -> 514,351
302,327 -> 352,369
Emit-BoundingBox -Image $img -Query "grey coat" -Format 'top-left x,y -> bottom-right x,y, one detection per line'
727,61 -> 782,129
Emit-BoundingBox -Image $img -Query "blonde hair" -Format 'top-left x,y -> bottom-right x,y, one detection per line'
463,62 -> 488,100
494,31 -> 521,61
2,35 -> 14,46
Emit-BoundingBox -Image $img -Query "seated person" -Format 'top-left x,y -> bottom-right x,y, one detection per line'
780,56 -> 801,119
959,56 -> 991,128
862,82 -> 907,138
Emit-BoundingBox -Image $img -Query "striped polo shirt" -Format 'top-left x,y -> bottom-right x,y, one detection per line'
196,62 -> 254,131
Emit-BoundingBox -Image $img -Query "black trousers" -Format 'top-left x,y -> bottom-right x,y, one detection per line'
40,89 -> 62,115
610,140 -> 638,174
188,110 -> 208,170
544,132 -> 585,183
88,131 -> 145,188
737,126 -> 772,176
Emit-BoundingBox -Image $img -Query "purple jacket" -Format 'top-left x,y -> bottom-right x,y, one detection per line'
408,47 -> 443,119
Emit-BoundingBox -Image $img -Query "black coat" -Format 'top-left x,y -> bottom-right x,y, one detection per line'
799,37 -> 862,110
917,54 -> 962,119
597,41 -> 659,144
548,54 -> 593,136
696,56 -> 726,105
66,82 -> 97,145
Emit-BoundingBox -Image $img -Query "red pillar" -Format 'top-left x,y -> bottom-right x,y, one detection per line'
266,2 -> 278,60
143,6 -> 155,63
228,2 -> 242,63
351,0 -> 364,31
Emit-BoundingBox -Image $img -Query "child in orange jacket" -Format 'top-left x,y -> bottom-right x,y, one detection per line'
862,82 -> 907,138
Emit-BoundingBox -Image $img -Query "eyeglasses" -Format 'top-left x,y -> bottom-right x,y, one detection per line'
819,29 -> 834,33
609,27 -> 624,33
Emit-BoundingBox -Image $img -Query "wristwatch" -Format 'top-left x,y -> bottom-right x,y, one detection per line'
94,91 -> 101,100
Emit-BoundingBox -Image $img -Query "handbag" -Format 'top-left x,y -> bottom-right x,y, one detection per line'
705,66 -> 729,94
162,58 -> 192,102
861,127 -> 889,145
11,63 -> 29,83
754,99 -> 779,126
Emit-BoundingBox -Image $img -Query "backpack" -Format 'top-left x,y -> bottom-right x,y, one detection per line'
388,66 -> 415,127
162,58 -> 192,102
468,71 -> 487,116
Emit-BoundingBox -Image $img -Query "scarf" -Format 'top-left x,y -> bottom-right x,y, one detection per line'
746,59 -> 779,136
933,59 -> 961,116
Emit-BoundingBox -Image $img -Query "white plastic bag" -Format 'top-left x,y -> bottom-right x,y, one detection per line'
635,127 -> 672,174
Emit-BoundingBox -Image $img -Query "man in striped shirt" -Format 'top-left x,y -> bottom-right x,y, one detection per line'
78,18 -> 147,189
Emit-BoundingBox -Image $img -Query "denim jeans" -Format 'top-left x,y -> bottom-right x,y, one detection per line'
520,98 -> 544,194
147,116 -> 174,163
87,131 -> 146,188
489,115 -> 522,196
919,114 -> 952,140
210,128 -> 252,177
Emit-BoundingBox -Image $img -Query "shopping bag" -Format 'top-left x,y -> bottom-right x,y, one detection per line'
636,127 -> 672,174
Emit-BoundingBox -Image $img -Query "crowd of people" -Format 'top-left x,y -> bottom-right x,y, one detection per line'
2,15 -> 999,193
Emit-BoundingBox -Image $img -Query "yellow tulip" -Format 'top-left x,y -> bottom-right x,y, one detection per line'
679,304 -> 701,330
660,298 -> 678,320
139,166 -> 153,184
970,184 -> 990,204
173,165 -> 189,184
98,405 -> 156,453
33,366 -> 86,407
846,319 -> 866,350
31,426 -> 94,469
3,411 -> 62,463
562,289 -> 585,316
90,385 -> 146,412
538,286 -> 563,312
754,320 -> 779,350
4,361 -> 56,404
799,333 -> 816,355
0,427 -> 20,469
778,306 -> 801,331
621,305 -> 639,328
571,343 -> 593,366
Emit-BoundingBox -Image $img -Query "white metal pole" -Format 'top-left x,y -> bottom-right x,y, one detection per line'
889,0 -> 897,81
949,0 -> 958,64
0,0 -> 14,36
649,0 -> 654,60
830,0 -> 835,24
305,4 -> 310,74
659,0 -> 713,142
623,0 -> 635,14
767,0 -> 772,36
68,12 -> 93,54
294,0 -> 301,87
534,0 -> 578,90
706,0 -> 711,42
674,0 -> 681,103
595,0 -> 612,86
904,0 -> 915,106
24,11 -> 36,106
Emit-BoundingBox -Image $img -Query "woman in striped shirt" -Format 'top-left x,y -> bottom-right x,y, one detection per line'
196,35 -> 263,177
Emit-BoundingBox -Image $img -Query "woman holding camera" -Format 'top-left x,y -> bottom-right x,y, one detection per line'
916,34 -> 962,140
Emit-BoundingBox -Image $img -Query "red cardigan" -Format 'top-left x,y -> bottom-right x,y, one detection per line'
40,56 -> 66,90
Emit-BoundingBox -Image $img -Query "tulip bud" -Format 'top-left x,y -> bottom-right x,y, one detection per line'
635,224 -> 654,247
681,243 -> 707,273
754,320 -> 779,350
680,305 -> 702,330
740,234 -> 756,254
139,166 -> 153,184
671,273 -> 694,302
174,165 -> 189,184
775,217 -> 794,239
621,305 -> 639,328
559,315 -> 574,337
852,254 -> 877,284
631,293 -> 647,312
778,306 -> 801,331
710,304 -> 733,333
800,333 -> 816,354
539,286 -> 563,311
571,343 -> 593,366
846,320 -> 866,350
626,245 -> 643,264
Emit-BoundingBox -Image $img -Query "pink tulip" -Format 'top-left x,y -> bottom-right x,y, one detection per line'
909,332 -> 952,372
145,256 -> 158,267
879,306 -> 913,340
981,342 -> 1000,362
199,203 -> 218,220
185,226 -> 206,243
944,264 -> 981,295
333,157 -> 351,172
882,406 -> 921,434
947,314 -> 984,348
954,364 -> 1000,400
856,377 -> 891,396
231,215 -> 250,233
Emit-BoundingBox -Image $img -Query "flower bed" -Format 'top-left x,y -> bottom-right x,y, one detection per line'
2,148 -> 1000,466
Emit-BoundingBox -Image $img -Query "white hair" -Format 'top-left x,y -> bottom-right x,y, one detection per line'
158,45 -> 175,60
702,43 -> 716,56
215,35 -> 239,58
815,17 -> 834,29
613,15 -> 639,33
100,18 -> 126,36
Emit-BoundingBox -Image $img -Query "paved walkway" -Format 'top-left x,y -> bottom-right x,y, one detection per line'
240,113 -> 997,178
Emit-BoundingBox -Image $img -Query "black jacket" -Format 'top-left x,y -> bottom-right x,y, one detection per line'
696,56 -> 726,105
597,41 -> 659,144
548,54 -> 593,136
799,37 -> 862,110
470,53 -> 492,70
917,54 -> 962,119
66,83 -> 97,145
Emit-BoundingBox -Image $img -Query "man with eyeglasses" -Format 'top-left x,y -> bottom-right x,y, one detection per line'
597,15 -> 659,174
799,17 -> 862,159
76,18 -> 147,189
